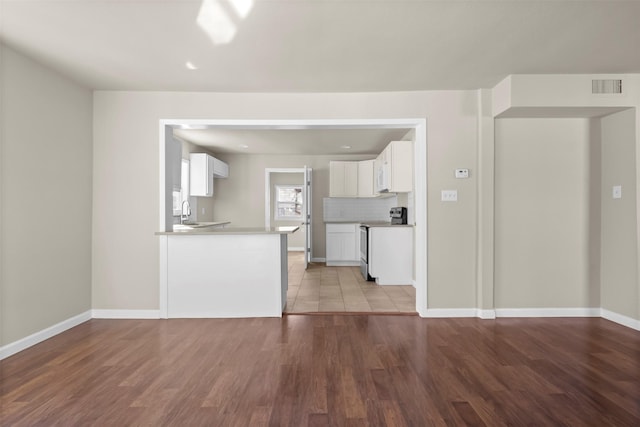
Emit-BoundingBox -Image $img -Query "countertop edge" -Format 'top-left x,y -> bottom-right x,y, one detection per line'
155,226 -> 300,236
325,221 -> 413,228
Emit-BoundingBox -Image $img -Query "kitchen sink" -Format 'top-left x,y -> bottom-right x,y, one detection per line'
174,222 -> 226,230
181,221 -> 212,227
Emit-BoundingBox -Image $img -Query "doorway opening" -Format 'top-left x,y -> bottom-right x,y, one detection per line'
265,167 -> 313,269
159,119 -> 427,317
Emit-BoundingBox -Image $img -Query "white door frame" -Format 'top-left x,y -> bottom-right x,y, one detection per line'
265,167 -> 312,269
264,168 -> 306,229
159,118 -> 428,317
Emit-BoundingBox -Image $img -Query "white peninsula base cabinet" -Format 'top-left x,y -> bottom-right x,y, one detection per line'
369,226 -> 413,285
158,227 -> 297,318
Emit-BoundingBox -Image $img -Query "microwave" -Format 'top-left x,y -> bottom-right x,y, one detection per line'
376,162 -> 390,193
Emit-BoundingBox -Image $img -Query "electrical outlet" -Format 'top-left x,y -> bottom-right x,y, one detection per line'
441,190 -> 458,202
613,185 -> 622,199
455,169 -> 469,179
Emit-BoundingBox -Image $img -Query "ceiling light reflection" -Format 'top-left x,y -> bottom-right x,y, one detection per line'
230,0 -> 254,19
197,0 -> 237,45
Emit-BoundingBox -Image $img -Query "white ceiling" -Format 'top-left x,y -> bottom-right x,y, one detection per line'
4,1 -> 638,155
173,127 -> 411,154
2,0 -> 639,93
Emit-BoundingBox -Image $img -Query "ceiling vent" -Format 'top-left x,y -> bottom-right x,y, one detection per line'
592,79 -> 623,94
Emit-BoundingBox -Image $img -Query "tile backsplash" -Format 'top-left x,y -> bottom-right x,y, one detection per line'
323,196 -> 398,222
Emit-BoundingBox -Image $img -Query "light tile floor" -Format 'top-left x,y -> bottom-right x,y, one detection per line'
285,252 -> 416,313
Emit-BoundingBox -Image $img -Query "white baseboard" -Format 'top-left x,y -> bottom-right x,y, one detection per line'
3,306 -> 637,362
0,310 -> 92,360
478,309 -> 496,319
425,308 -> 479,318
423,307 -> 600,320
326,261 -> 360,267
494,307 -> 601,318
601,309 -> 640,331
92,309 -> 161,319
311,257 -> 326,263
288,247 -> 305,252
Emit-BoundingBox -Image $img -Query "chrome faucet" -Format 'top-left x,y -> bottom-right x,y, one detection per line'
181,200 -> 192,224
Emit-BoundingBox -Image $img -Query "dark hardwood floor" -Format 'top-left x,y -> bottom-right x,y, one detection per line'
1,315 -> 639,426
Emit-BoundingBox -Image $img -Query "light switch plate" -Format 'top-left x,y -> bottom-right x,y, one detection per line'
455,169 -> 469,179
613,185 -> 622,199
441,190 -> 458,202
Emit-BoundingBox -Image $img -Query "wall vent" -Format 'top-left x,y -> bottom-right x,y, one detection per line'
592,79 -> 623,94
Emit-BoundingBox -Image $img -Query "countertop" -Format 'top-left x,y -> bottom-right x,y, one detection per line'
156,225 -> 300,236
174,221 -> 231,230
361,222 -> 413,228
325,220 -> 413,228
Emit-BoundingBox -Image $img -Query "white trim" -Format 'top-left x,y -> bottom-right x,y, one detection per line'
311,257 -> 326,263
159,118 -> 428,319
601,309 -> 640,331
159,235 -> 169,318
265,168 -> 309,227
424,308 -> 479,318
326,260 -> 360,267
159,123 -> 167,231
413,120 -> 428,317
288,247 -> 305,252
92,309 -> 161,319
494,307 -> 601,318
478,309 -> 496,319
0,310 -> 91,360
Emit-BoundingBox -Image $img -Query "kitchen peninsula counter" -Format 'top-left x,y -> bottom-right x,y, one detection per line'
156,226 -> 298,235
157,226 -> 299,318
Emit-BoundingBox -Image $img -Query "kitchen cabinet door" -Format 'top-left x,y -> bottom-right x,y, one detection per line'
190,153 -> 214,197
388,141 -> 413,193
325,223 -> 360,266
329,161 -> 358,197
357,159 -> 376,197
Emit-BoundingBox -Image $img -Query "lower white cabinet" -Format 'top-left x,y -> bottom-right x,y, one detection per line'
325,223 -> 360,266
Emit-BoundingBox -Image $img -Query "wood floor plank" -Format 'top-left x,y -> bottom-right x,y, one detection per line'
2,316 -> 640,426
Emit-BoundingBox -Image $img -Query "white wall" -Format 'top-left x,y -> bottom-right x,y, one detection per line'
215,153 -> 376,258
0,45 -> 93,345
491,74 -> 640,324
92,90 -> 479,310
494,118 -> 597,308
600,108 -> 638,319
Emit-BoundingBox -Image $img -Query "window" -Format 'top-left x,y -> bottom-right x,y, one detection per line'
173,159 -> 190,217
275,185 -> 303,221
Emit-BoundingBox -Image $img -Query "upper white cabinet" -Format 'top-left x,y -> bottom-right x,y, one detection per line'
329,161 -> 359,197
357,159 -> 376,197
189,153 -> 229,197
375,141 -> 413,193
330,141 -> 413,199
